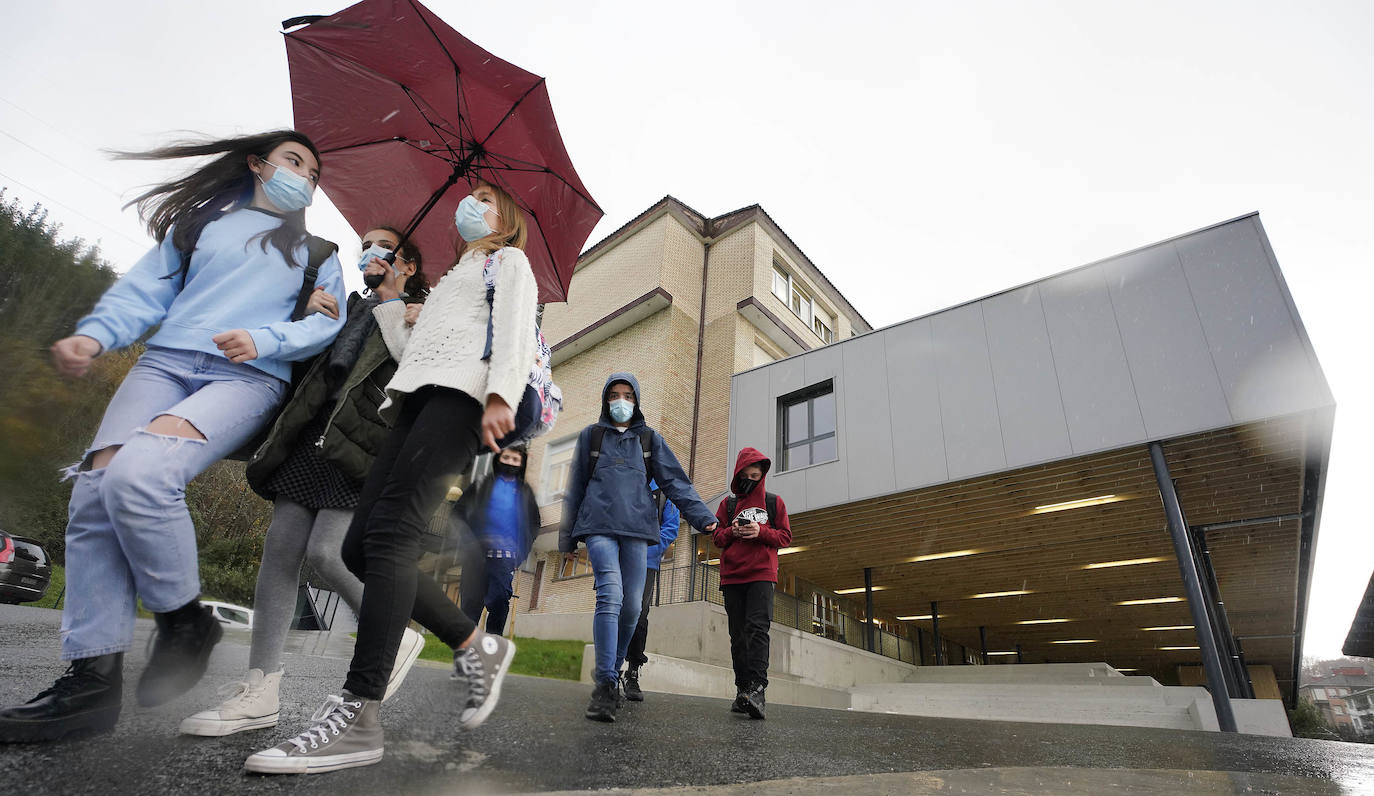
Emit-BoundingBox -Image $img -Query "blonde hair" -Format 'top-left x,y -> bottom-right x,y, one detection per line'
458,181 -> 528,260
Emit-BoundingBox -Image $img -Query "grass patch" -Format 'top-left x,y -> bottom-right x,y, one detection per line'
413,633 -> 585,681
31,564 -> 64,609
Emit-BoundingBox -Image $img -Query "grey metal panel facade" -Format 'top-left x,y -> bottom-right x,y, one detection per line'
1040,267 -> 1149,454
840,335 -> 898,501
1102,245 -> 1233,439
983,285 -> 1073,467
727,214 -> 1333,515
883,318 -> 950,491
932,303 -> 1007,480
1175,221 -> 1329,423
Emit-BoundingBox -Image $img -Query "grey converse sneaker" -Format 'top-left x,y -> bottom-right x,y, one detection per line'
451,633 -> 515,730
180,669 -> 282,736
383,627 -> 425,702
243,693 -> 382,774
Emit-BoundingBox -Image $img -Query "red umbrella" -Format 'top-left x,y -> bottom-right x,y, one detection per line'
283,0 -> 602,302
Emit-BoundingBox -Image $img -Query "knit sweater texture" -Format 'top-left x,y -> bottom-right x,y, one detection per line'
373,246 -> 537,423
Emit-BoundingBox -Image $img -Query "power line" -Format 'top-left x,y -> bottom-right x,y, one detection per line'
0,170 -> 148,252
0,128 -> 126,200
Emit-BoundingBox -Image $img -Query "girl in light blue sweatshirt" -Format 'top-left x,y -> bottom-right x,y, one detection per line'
0,130 -> 346,745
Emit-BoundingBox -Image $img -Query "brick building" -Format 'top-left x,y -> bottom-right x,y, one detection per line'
503,196 -> 869,623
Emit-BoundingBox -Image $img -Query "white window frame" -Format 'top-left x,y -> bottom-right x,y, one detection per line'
813,312 -> 834,344
772,265 -> 790,303
540,437 -> 577,505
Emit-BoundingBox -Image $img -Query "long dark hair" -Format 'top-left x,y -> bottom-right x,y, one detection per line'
112,130 -> 322,270
368,224 -> 430,295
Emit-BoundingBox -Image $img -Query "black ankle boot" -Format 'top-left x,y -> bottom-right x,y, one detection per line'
136,601 -> 222,707
730,687 -> 748,714
623,666 -> 644,702
0,653 -> 124,742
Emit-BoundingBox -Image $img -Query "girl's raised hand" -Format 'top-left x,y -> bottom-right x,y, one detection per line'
304,286 -> 339,319
51,335 -> 102,378
212,329 -> 259,363
403,303 -> 422,327
481,393 -> 516,453
364,258 -> 402,301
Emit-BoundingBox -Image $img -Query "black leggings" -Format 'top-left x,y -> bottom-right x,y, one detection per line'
342,386 -> 483,700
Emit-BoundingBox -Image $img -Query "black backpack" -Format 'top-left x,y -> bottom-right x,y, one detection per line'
587,425 -> 667,522
725,493 -> 780,528
171,221 -> 338,462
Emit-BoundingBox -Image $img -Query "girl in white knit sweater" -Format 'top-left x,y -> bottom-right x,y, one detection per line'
246,183 -> 536,774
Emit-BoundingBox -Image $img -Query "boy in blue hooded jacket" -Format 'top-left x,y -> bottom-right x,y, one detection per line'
559,372 -> 717,722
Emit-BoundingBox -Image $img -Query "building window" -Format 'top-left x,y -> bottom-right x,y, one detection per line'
813,313 -> 834,344
541,437 -> 576,505
772,265 -> 790,303
556,550 -> 593,579
779,381 -> 837,471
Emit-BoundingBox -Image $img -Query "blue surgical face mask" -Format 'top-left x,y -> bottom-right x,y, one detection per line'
608,399 -> 634,424
357,244 -> 405,278
257,160 -> 314,211
454,194 -> 496,242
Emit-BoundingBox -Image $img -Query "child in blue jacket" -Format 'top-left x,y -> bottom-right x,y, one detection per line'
559,372 -> 717,722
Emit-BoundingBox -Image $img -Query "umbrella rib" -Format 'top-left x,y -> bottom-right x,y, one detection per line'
481,150 -> 604,213
478,78 -> 545,144
405,0 -> 479,143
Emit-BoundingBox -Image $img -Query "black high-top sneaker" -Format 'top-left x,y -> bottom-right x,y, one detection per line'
0,653 -> 124,742
584,680 -> 617,722
730,688 -> 748,714
743,682 -> 766,720
137,601 -> 223,707
622,666 -> 644,702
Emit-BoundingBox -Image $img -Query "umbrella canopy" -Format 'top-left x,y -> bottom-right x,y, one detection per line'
284,0 -> 602,302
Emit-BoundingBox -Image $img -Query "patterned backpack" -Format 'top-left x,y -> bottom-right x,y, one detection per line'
480,250 -> 563,442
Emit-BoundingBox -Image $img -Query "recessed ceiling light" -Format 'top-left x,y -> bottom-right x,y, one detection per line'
1050,639 -> 1098,644
1117,668 -> 1139,673
971,590 -> 1033,599
1142,625 -> 1194,632
1015,618 -> 1071,625
1032,494 -> 1127,514
1083,557 -> 1167,570
1116,597 -> 1184,606
1159,646 -> 1200,651
777,546 -> 807,555
897,614 -> 944,621
986,651 -> 1019,656
908,549 -> 980,563
705,559 -> 720,566
836,586 -> 887,595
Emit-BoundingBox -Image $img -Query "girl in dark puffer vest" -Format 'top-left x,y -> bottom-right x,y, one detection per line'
181,227 -> 429,737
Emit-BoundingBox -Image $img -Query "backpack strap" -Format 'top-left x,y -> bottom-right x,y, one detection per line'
726,495 -> 738,521
587,426 -> 608,469
293,236 -> 337,321
588,425 -> 655,486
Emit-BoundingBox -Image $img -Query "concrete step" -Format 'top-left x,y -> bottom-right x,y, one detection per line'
902,662 -> 1156,686
851,682 -> 1209,730
578,645 -> 851,710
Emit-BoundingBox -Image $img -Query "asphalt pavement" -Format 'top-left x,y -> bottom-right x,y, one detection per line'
2,604 -> 1372,795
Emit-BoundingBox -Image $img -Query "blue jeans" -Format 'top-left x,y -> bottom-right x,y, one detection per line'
585,534 -> 648,686
60,347 -> 286,660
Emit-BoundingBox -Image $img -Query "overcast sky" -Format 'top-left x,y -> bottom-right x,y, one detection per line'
2,0 -> 1370,660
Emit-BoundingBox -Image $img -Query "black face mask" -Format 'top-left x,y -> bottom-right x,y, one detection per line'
494,461 -> 522,478
737,477 -> 760,495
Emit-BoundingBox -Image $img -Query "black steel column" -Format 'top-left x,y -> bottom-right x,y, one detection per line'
1194,527 -> 1251,699
1235,639 -> 1256,699
688,535 -> 698,601
980,626 -> 989,665
916,627 -> 926,666
864,567 -> 876,653
931,601 -> 944,665
1016,643 -> 1023,664
1149,441 -> 1238,732
1187,528 -> 1240,699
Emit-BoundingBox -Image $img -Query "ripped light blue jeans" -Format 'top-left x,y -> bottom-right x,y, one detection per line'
60,346 -> 286,660
585,534 -> 648,686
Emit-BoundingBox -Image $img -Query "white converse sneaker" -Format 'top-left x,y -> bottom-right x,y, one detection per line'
451,633 -> 515,730
180,669 -> 282,736
383,627 -> 425,702
243,692 -> 382,774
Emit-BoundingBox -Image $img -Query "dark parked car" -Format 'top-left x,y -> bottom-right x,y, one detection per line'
0,532 -> 52,604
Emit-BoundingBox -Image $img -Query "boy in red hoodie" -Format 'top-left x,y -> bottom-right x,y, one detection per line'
711,447 -> 791,720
